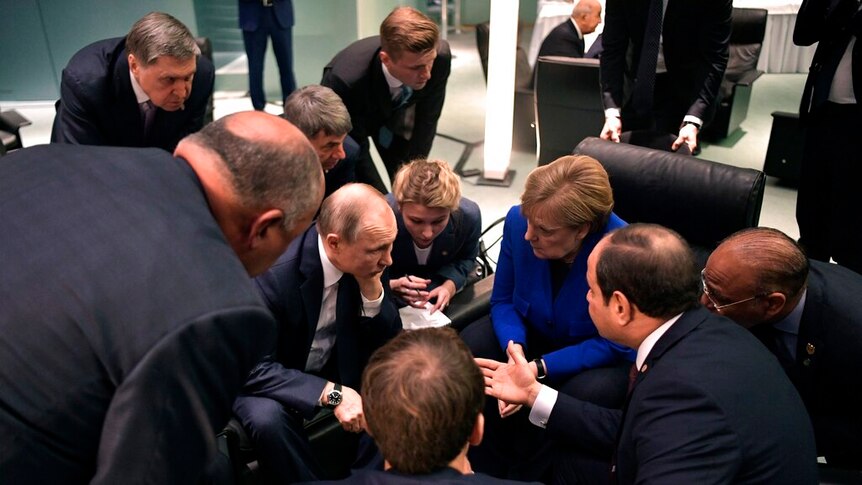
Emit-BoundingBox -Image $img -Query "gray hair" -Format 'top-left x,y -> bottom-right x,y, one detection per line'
185,117 -> 322,232
318,184 -> 386,243
126,11 -> 200,65
282,85 -> 352,138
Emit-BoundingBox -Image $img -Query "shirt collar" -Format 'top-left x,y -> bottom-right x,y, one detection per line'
317,234 -> 344,288
570,18 -> 584,39
636,313 -> 683,369
773,288 -> 807,336
129,69 -> 150,104
381,62 -> 404,99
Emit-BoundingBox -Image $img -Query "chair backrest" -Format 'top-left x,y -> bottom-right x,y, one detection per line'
476,22 -> 490,81
574,137 -> 765,262
476,21 -> 534,90
535,56 -> 603,166
723,8 -> 767,92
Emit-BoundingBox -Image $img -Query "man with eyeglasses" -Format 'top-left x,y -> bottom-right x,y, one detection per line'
702,227 -> 862,470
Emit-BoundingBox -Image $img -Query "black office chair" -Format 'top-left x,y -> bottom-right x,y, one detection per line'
0,108 -> 31,155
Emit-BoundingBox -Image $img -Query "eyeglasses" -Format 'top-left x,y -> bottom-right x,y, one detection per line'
700,269 -> 764,311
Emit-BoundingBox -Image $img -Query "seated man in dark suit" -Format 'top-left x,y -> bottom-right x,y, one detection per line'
51,11 -> 215,152
233,183 -> 402,484
321,6 -> 451,194
0,111 -> 323,484
702,227 -> 862,470
313,327 -> 536,484
282,84 -> 360,197
538,0 -> 602,59
478,224 -> 818,484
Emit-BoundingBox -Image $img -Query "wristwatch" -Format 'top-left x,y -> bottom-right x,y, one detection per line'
326,383 -> 343,409
680,120 -> 702,131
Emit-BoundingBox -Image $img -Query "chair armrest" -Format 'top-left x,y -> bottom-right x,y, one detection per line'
735,69 -> 763,88
445,274 -> 495,331
0,110 -> 32,131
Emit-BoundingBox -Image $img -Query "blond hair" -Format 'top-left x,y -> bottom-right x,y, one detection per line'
521,155 -> 613,233
392,159 -> 460,212
380,6 -> 439,60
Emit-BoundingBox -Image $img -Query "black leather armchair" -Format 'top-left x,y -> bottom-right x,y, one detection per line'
535,56 -> 603,166
0,109 -> 31,155
574,137 -> 765,264
476,22 -> 536,153
700,8 -> 767,142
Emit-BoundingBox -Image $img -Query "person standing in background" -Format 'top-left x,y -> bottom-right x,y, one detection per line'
239,0 -> 296,110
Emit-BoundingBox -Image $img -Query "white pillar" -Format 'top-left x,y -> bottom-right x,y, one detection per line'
482,0 -> 519,181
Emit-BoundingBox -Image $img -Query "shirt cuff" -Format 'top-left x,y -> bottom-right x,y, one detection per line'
682,115 -> 703,127
528,384 -> 559,429
604,108 -> 621,119
361,290 -> 383,318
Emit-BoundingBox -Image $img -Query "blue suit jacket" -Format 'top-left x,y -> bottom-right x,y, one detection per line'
751,260 -> 862,468
241,223 -> 401,418
51,37 -> 215,152
239,0 -> 294,31
547,307 -> 818,484
385,194 -> 481,292
0,145 -> 274,484
491,206 -> 634,379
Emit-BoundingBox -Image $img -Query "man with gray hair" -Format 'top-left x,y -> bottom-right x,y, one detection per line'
234,183 -> 402,484
0,111 -> 323,483
283,84 -> 361,196
51,11 -> 215,152
538,0 -> 603,58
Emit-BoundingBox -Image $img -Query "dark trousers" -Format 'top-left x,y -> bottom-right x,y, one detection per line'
621,73 -> 688,137
242,10 -> 296,110
797,102 -> 862,275
460,316 -> 629,483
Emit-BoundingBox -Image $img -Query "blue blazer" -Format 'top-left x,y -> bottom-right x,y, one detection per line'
490,206 -> 634,379
385,194 -> 481,292
547,307 -> 817,484
243,223 -> 401,418
50,37 -> 215,152
238,0 -> 294,31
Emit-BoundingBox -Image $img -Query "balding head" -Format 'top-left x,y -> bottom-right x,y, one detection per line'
318,184 -> 397,278
176,111 -> 323,276
702,228 -> 809,327
572,0 -> 602,35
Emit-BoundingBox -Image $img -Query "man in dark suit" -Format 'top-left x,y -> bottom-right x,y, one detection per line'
239,0 -> 295,110
794,0 -> 862,274
703,227 -> 862,469
282,84 -> 360,197
478,224 -> 818,484
321,6 -> 451,194
51,12 -> 215,152
311,327 -> 536,484
233,183 -> 402,484
538,0 -> 602,59
599,0 -> 732,153
0,111 -> 323,484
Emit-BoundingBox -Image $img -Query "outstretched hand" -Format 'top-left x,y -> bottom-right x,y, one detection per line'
475,341 -> 543,410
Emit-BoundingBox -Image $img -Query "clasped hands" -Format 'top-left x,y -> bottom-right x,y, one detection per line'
390,276 -> 455,313
475,341 -> 544,418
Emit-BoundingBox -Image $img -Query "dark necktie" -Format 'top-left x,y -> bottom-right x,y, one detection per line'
632,0 -> 664,116
393,85 -> 413,110
140,101 -> 156,139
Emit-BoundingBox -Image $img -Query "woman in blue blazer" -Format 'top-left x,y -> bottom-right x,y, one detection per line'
386,159 -> 481,313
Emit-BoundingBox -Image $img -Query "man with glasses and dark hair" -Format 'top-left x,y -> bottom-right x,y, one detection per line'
702,227 -> 862,470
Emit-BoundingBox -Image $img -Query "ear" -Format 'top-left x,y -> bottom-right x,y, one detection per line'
574,224 -> 591,241
323,232 -> 341,253
762,292 -> 788,320
610,290 -> 634,326
128,53 -> 140,75
468,413 -> 484,447
379,50 -> 392,67
248,209 -> 285,249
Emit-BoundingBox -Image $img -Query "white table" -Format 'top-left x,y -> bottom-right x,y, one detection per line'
527,0 -> 816,73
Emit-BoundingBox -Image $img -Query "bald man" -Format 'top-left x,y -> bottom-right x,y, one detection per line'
702,227 -> 862,469
234,183 -> 402,484
538,0 -> 603,59
0,111 -> 322,484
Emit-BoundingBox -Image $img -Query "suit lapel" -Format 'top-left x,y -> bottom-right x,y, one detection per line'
299,225 -> 325,355
796,275 -> 825,400
334,274 -> 362,387
113,45 -> 147,146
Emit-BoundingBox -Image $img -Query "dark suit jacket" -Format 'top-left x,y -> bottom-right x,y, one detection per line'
51,37 -> 215,152
546,307 -> 818,484
0,145 -> 275,484
538,20 -> 585,58
239,0 -> 294,31
242,223 -> 401,418
600,0 -> 731,123
321,36 -> 451,170
385,194 -> 481,292
795,0 -> 862,118
310,466 -> 539,484
751,261 -> 862,468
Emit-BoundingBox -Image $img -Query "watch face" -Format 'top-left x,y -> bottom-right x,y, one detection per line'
328,389 -> 343,407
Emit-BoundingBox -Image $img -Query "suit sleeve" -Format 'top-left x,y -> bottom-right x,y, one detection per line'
408,45 -> 452,159
793,0 -> 830,46
321,69 -> 372,162
51,69 -> 107,146
435,203 -> 481,291
599,0 -> 628,111
490,208 -> 529,350
685,0 -> 732,120
542,337 -> 634,379
90,307 -> 275,484
546,392 -> 622,455
240,359 -> 328,419
356,275 -> 402,350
